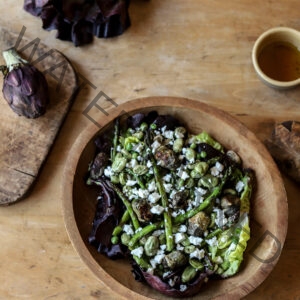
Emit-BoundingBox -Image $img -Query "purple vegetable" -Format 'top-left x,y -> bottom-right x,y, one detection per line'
88,178 -> 126,259
197,143 -> 223,160
23,0 -> 131,46
141,268 -> 214,297
153,114 -> 181,130
1,47 -> 49,118
127,113 -> 146,129
127,111 -> 159,129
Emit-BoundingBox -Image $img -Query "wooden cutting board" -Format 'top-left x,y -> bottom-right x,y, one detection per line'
0,27 -> 78,205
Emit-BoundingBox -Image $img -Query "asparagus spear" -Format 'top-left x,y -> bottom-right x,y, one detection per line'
111,118 -> 120,162
151,156 -> 174,252
105,181 -> 141,231
112,210 -> 130,236
174,167 -> 231,225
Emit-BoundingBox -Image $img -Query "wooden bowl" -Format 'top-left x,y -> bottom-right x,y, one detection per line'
62,96 -> 288,299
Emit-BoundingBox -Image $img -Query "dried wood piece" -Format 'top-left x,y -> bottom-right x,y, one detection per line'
266,121 -> 300,182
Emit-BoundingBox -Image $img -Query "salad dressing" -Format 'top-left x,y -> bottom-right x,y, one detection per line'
258,41 -> 300,81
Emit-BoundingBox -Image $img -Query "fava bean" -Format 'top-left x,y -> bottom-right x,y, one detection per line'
173,138 -> 184,153
112,154 -> 127,173
181,265 -> 198,283
144,236 -> 159,256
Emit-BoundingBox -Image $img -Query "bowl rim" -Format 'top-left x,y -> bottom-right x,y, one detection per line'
62,96 -> 288,299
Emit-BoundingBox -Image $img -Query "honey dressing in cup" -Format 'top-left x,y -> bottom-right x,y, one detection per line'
252,27 -> 300,89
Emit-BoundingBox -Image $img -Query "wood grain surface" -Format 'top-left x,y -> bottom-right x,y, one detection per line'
0,27 -> 78,205
0,0 -> 299,299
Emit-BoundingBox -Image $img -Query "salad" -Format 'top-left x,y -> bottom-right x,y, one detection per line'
87,111 -> 254,297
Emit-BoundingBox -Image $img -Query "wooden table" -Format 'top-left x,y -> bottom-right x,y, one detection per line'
0,1 -> 299,299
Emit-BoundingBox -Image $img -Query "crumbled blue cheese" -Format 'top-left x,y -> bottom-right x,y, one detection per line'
152,229 -> 164,237
150,253 -> 165,268
206,236 -> 218,247
188,236 -> 203,246
150,205 -> 164,215
163,183 -> 173,193
178,224 -> 187,233
151,140 -> 161,152
126,158 -> 138,169
171,208 -> 185,218
137,188 -> 149,198
104,166 -> 114,177
126,180 -> 137,187
174,232 -> 186,244
149,192 -> 161,204
131,246 -> 144,258
163,271 -> 172,279
195,187 -> 207,195
123,224 -> 134,235
192,196 -> 204,207
163,130 -> 174,139
160,126 -> 167,133
236,180 -> 245,193
133,142 -> 144,152
210,161 -> 224,177
177,167 -> 190,180
180,285 -> 187,292
163,173 -> 172,182
146,160 -> 152,168
169,190 -> 177,199
193,187 -> 206,205
176,244 -> 184,251
215,161 -> 224,172
214,208 -> 228,227
154,253 -> 165,264
160,244 -> 167,251
190,248 -> 205,260
147,180 -> 156,192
